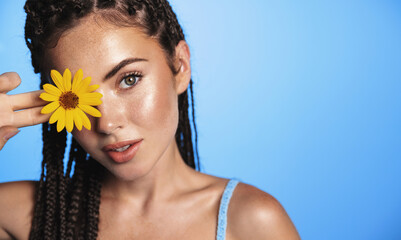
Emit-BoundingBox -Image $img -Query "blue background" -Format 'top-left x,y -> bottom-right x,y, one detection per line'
1,1 -> 400,239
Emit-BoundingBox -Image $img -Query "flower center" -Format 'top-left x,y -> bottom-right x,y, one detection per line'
59,91 -> 79,109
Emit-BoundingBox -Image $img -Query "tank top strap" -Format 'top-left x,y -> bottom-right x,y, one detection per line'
216,179 -> 240,240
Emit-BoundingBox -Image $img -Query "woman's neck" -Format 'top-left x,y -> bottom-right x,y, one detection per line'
100,140 -> 198,206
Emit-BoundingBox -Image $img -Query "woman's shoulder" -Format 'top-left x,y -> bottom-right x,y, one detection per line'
0,180 -> 36,240
226,181 -> 301,240
0,180 -> 36,204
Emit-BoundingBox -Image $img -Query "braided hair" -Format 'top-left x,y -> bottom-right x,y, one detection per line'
24,0 -> 199,239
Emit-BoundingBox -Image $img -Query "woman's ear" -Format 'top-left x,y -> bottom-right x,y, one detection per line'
174,40 -> 191,94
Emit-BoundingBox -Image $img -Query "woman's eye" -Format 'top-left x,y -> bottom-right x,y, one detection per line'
119,73 -> 142,89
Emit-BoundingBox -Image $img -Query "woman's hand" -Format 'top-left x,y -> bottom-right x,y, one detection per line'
0,72 -> 50,150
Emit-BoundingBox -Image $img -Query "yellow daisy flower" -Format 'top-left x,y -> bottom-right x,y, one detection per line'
40,69 -> 103,132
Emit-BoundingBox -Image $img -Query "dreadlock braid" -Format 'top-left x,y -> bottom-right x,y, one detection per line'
24,0 -> 200,239
29,122 -> 67,239
57,146 -> 68,239
189,81 -> 199,168
65,144 -> 87,239
85,158 -> 102,240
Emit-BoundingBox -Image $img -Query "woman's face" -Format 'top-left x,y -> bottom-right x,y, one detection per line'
46,15 -> 186,181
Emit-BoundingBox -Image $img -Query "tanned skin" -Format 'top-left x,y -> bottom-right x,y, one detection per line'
0,15 -> 300,240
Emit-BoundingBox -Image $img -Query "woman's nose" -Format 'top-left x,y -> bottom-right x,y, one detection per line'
95,96 -> 123,135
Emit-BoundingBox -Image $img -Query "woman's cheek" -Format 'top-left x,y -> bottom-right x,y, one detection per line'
131,79 -> 178,133
72,129 -> 95,151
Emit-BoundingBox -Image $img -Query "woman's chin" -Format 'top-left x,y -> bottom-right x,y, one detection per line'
104,163 -> 153,182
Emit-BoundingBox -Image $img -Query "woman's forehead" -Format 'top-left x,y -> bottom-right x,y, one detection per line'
45,16 -> 161,76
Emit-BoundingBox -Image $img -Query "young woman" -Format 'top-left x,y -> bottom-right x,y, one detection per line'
0,0 -> 300,239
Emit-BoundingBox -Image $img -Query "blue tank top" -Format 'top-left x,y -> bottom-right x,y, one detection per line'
216,179 -> 240,240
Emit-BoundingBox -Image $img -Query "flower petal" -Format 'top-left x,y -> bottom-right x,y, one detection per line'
79,104 -> 102,117
51,70 -> 65,92
41,101 -> 60,114
73,108 -> 83,131
63,69 -> 72,91
49,106 -> 64,124
40,92 -> 59,102
43,84 -> 62,97
77,108 -> 91,130
86,84 -> 100,93
79,97 -> 102,106
56,107 -> 66,132
65,109 -> 74,132
72,69 -> 83,92
76,77 -> 91,94
81,92 -> 103,99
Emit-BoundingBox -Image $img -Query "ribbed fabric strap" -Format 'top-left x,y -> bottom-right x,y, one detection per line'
216,179 -> 239,240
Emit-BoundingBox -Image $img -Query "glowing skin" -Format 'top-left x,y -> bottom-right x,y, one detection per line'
0,11 -> 300,240
46,15 -> 192,187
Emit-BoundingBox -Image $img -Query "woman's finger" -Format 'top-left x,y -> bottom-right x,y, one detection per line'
8,90 -> 47,111
13,106 -> 51,128
0,126 -> 20,151
0,72 -> 21,93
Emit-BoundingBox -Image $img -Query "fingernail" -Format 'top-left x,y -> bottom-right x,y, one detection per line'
4,130 -> 20,141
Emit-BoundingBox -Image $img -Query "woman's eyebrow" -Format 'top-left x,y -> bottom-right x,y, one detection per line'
104,57 -> 148,81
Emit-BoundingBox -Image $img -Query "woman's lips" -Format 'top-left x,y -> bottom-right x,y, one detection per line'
102,139 -> 143,163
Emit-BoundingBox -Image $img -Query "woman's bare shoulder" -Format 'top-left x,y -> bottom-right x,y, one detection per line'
0,180 -> 36,205
227,182 -> 301,240
0,180 -> 36,239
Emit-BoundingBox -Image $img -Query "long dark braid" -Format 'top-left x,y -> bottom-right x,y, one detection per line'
29,122 -> 67,239
24,0 -> 199,239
